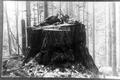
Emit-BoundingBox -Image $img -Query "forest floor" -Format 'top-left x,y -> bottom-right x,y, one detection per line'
2,54 -> 120,78
1,54 -> 97,78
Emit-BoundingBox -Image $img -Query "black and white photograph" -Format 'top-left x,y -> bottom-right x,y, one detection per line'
1,1 -> 120,79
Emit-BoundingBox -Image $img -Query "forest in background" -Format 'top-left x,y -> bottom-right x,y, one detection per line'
2,1 -> 120,78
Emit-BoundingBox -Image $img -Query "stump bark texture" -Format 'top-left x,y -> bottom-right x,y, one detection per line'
23,23 -> 98,74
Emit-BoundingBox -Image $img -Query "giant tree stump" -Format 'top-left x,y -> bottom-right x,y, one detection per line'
23,22 -> 98,74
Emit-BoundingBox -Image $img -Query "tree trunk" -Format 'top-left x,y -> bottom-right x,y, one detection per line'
83,2 -> 85,24
105,3 -> 107,66
51,1 -> 54,16
37,2 -> 40,24
16,2 -> 19,54
68,2 -> 73,18
44,1 -> 48,19
77,3 -> 80,21
66,2 -> 68,14
112,2 -> 117,76
0,0 -> 3,61
93,2 -> 95,62
21,19 -> 27,57
26,1 -> 31,48
5,5 -> 11,55
26,1 -> 31,27
108,3 -> 112,67
86,2 -> 89,48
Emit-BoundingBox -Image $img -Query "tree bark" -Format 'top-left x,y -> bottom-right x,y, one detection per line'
108,3 -> 112,67
21,19 -> 27,57
105,3 -> 107,66
37,2 -> 40,24
44,1 -> 48,19
77,2 -> 80,21
68,2 -> 73,18
26,1 -> 31,48
83,2 -> 85,24
24,23 -> 98,74
0,1 -> 3,71
66,2 -> 68,15
5,5 -> 11,55
86,2 -> 89,48
26,1 -> 31,27
93,2 -> 95,62
112,2 -> 117,76
16,2 -> 19,54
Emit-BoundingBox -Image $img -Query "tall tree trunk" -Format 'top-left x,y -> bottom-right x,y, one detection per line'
108,3 -> 112,67
112,2 -> 117,76
44,1 -> 48,19
26,1 -> 31,27
0,0 -> 3,61
66,2 -> 68,15
68,2 -> 73,18
51,1 -> 54,16
105,3 -> 107,66
33,3 -> 36,25
59,2 -> 61,17
21,19 -> 27,57
37,2 -> 40,24
83,2 -> 85,24
93,2 -> 95,62
5,5 -> 11,55
86,2 -> 89,49
26,1 -> 31,47
119,5 -> 120,68
16,2 -> 19,54
77,2 -> 80,21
